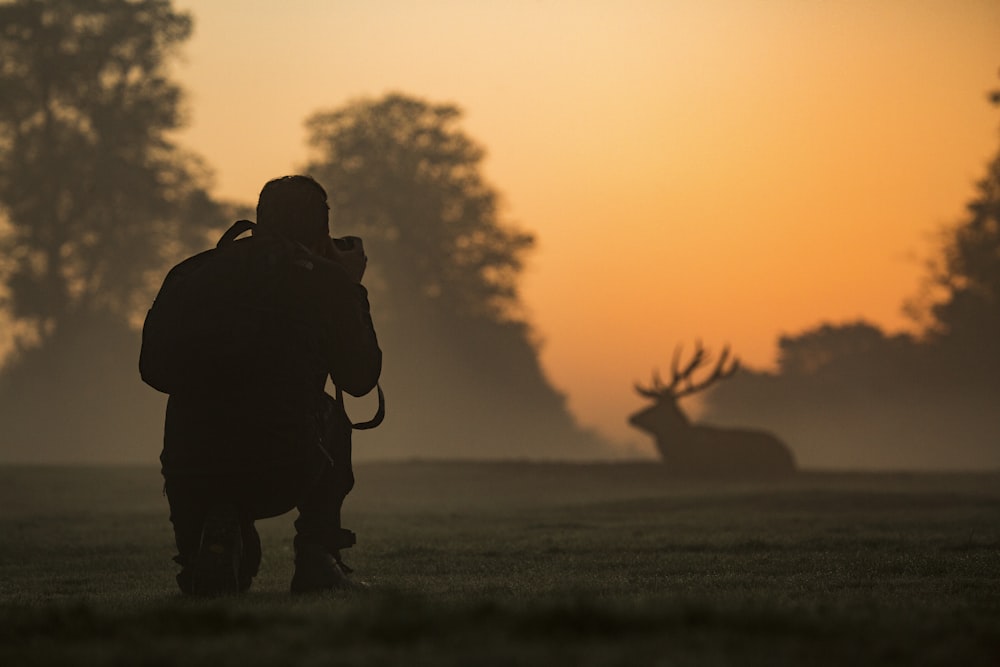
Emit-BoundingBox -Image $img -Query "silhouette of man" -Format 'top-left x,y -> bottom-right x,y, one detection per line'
158,175 -> 381,595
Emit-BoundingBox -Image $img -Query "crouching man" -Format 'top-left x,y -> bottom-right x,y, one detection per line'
145,175 -> 381,595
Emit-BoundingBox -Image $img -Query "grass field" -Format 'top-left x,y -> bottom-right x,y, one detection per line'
0,462 -> 998,665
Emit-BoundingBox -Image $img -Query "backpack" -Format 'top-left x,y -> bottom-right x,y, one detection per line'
139,220 -> 385,429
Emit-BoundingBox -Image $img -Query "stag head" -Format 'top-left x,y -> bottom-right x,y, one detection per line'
628,341 -> 740,438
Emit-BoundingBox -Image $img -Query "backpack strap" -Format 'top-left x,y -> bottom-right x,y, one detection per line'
216,219 -> 256,248
336,383 -> 386,430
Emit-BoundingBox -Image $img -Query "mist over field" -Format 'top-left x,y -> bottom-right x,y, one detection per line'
0,318 -> 996,472
706,384 -> 1000,471
2,463 -> 999,665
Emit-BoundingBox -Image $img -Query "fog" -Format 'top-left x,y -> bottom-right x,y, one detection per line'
0,312 -> 618,465
700,324 -> 1000,472
1,311 -> 997,471
704,387 -> 1000,472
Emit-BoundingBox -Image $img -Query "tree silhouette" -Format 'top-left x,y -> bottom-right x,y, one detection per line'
0,0 -> 228,462
704,87 -> 1000,470
921,88 -> 1000,382
304,93 -> 534,325
304,93 -> 609,459
0,0 -> 221,343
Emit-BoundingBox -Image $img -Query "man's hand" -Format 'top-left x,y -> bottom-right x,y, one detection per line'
321,236 -> 367,283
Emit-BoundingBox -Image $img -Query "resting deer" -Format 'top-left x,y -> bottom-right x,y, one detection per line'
629,343 -> 796,476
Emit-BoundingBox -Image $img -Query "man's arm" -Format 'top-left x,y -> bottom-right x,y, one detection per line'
326,277 -> 382,397
313,239 -> 382,397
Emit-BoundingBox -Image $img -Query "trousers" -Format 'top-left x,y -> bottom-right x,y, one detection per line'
163,393 -> 355,585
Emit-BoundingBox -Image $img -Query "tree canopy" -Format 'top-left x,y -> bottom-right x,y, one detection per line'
304,93 -> 608,459
0,0 -> 228,462
304,93 -> 534,325
0,0 -> 223,352
924,91 -> 1000,373
703,86 -> 1000,470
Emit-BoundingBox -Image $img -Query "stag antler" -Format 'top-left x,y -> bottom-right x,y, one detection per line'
635,341 -> 740,399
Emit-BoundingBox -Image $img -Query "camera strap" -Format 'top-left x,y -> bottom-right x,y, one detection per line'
216,219 -> 256,247
335,383 -> 386,430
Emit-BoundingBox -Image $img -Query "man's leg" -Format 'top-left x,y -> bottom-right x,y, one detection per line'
291,394 -> 363,592
293,455 -> 355,552
164,476 -> 261,595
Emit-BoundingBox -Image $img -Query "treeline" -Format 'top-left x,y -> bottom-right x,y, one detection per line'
705,95 -> 1000,470
0,0 -> 607,462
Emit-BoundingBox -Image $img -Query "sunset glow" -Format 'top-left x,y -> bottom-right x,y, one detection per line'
172,0 -> 1000,452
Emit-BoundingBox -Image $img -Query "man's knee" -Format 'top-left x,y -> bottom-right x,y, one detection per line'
331,464 -> 354,498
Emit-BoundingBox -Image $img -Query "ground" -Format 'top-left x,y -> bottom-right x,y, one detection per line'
0,462 -> 998,665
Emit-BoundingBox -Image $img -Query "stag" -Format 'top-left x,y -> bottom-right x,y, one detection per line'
629,343 -> 796,476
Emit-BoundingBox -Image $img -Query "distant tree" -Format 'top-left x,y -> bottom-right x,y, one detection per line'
0,0 -> 229,462
702,318 -> 1000,470
774,322 -> 904,377
704,82 -> 1000,470
920,88 -> 1000,381
303,93 -> 609,459
304,93 -> 534,325
0,0 -> 223,353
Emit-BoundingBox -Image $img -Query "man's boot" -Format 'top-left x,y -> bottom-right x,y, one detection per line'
290,534 -> 366,594
190,502 -> 243,596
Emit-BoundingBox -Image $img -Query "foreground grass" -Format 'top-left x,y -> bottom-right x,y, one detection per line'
0,463 -> 998,665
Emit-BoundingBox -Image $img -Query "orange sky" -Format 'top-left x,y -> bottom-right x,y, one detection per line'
172,0 -> 999,454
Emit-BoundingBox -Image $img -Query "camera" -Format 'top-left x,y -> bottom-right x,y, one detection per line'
326,235 -> 367,282
331,235 -> 360,252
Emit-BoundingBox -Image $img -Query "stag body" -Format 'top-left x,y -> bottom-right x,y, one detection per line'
630,344 -> 796,477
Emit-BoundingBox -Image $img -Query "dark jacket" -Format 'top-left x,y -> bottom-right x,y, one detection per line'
159,235 -> 381,477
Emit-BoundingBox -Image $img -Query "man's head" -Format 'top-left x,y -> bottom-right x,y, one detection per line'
255,175 -> 330,246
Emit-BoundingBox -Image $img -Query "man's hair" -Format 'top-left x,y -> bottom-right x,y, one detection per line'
256,175 -> 330,245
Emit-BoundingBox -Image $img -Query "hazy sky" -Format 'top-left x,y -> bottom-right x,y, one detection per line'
171,0 -> 999,452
